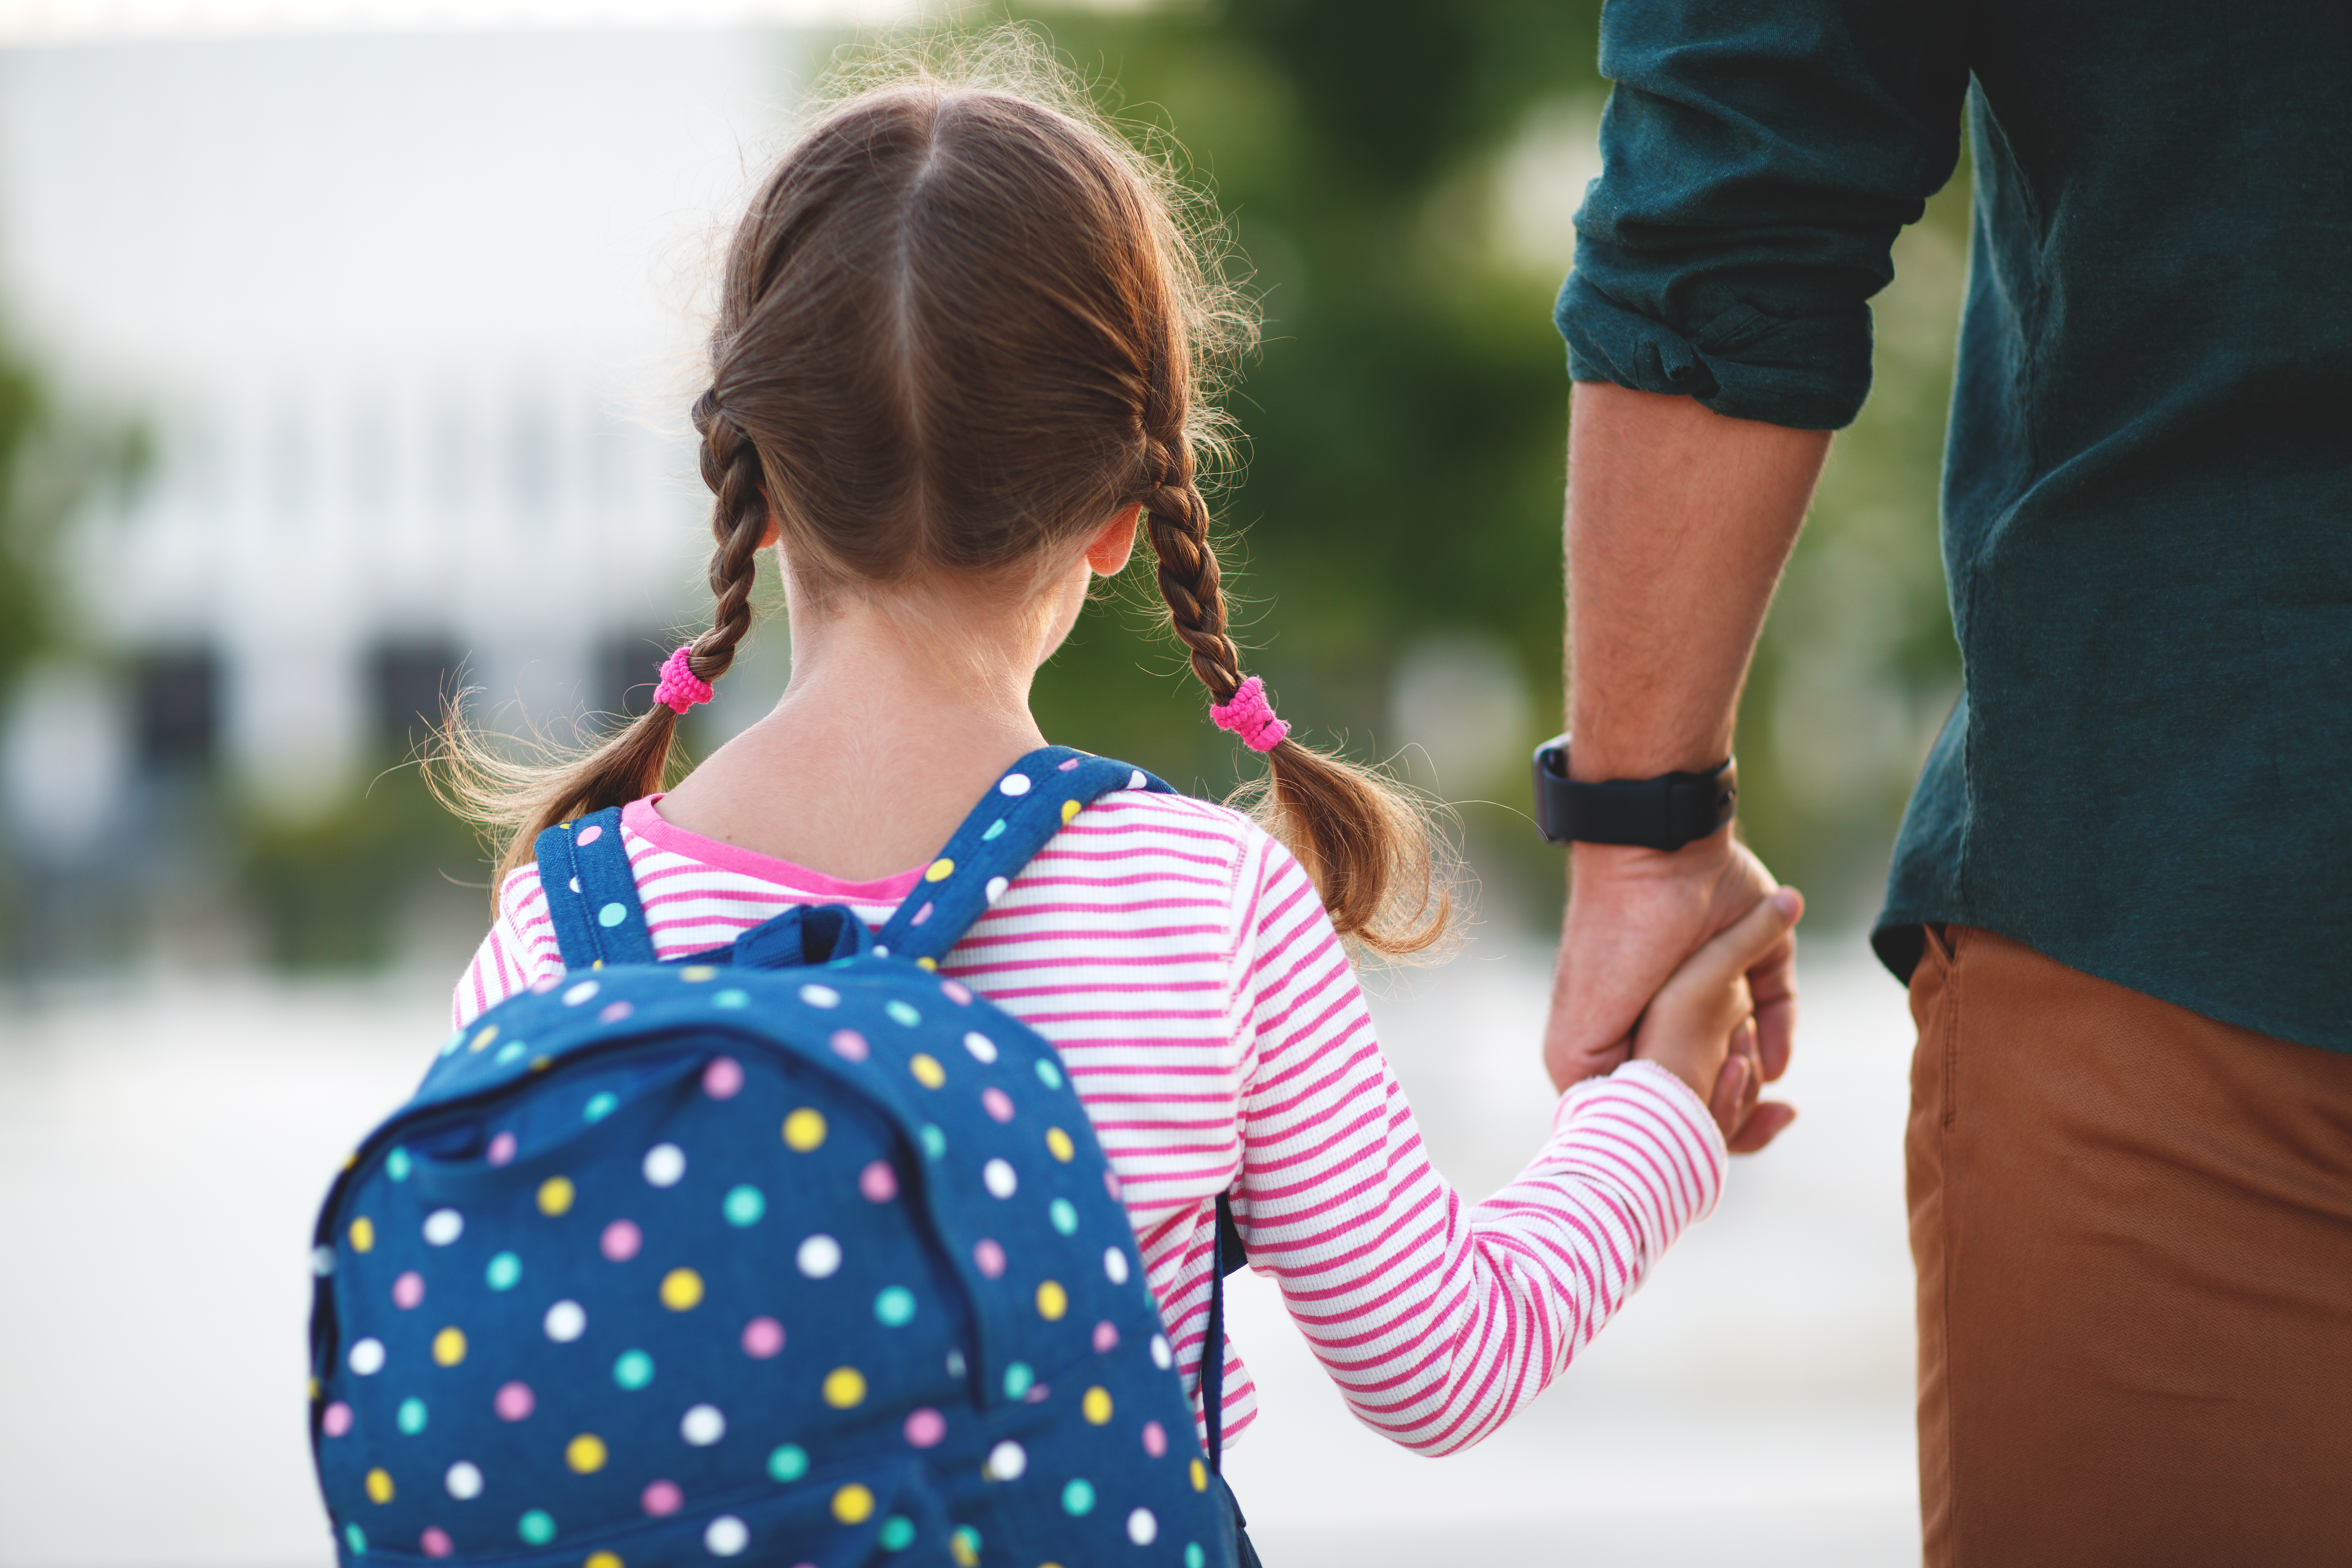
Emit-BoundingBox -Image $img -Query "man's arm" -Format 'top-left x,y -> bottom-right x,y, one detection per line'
1543,382 -> 1827,1152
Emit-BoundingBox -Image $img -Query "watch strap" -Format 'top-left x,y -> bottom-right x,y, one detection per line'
1532,735 -> 1736,851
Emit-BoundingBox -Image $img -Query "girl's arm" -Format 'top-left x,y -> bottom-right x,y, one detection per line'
1230,834 -> 1732,1455
452,865 -> 560,1027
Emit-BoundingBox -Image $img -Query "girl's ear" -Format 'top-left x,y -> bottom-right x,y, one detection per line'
1086,503 -> 1142,576
760,506 -> 782,549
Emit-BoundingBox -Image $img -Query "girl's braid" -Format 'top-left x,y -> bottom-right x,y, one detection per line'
1141,439 -> 1242,704
689,389 -> 768,686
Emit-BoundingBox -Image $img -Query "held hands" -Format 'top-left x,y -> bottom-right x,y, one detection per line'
1626,885 -> 1804,1139
1544,833 -> 1802,1152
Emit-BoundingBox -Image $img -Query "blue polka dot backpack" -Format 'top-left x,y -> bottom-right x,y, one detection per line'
308,749 -> 1246,1568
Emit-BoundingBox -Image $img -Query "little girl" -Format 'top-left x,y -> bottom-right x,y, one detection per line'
446,39 -> 1796,1465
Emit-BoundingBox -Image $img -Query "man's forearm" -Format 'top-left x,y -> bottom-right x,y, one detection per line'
1565,381 -> 1828,781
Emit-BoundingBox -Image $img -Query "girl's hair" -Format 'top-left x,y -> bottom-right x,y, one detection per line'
437,28 -> 1449,957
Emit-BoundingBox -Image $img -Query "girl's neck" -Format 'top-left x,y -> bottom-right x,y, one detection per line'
653,570 -> 1076,882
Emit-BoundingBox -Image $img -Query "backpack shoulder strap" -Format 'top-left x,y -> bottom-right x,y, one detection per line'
532,805 -> 656,971
876,747 -> 1173,965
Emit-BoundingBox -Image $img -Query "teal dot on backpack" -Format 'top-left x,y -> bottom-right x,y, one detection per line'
874,1286 -> 916,1326
485,1252 -> 522,1291
1003,1361 -> 1034,1400
1049,1199 -> 1078,1236
583,1092 -> 618,1124
982,818 -> 1007,840
885,1000 -> 921,1027
613,1350 -> 654,1390
395,1397 -> 427,1435
597,903 -> 628,929
767,1443 -> 808,1482
1061,1479 -> 1095,1517
918,1124 -> 946,1160
344,1524 -> 367,1555
1185,1545 -> 1205,1568
723,1185 -> 766,1227
1035,1060 -> 1065,1090
952,1527 -> 982,1560
385,1147 -> 412,1182
714,989 -> 749,1010
878,1516 -> 916,1551
495,1041 -> 526,1067
517,1510 -> 555,1546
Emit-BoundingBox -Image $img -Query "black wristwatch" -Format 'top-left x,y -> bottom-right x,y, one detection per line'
1531,734 -> 1736,851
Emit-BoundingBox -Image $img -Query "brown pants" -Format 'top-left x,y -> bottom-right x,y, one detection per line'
1908,926 -> 2352,1567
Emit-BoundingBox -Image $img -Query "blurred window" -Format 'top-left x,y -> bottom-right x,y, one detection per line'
371,639 -> 464,753
133,647 -> 220,774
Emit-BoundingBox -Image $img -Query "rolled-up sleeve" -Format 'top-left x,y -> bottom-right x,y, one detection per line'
1558,1 -> 1970,430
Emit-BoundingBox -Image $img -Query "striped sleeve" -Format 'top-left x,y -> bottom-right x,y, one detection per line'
1218,838 -> 1726,1455
452,865 -> 563,1028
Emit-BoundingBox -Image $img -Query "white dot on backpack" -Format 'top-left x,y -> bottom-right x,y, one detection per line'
544,1300 -> 586,1342
563,980 -> 598,1007
422,1209 -> 463,1246
985,1440 -> 1026,1480
568,876 -> 581,894
1128,1508 -> 1158,1545
680,1404 -> 726,1446
348,1338 -> 386,1375
799,984 -> 840,1009
963,1032 -> 998,1063
1150,1334 -> 1171,1369
983,1159 -> 1017,1198
1129,769 -> 1147,789
998,774 -> 1031,797
444,1461 -> 483,1500
1104,1246 -> 1130,1285
643,1144 -> 686,1188
797,1234 -> 843,1278
984,876 -> 1008,905
703,1515 -> 748,1557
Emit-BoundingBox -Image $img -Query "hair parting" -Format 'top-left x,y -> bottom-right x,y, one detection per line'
432,22 -> 1451,957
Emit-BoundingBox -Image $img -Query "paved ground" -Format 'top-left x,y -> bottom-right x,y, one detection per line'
0,928 -> 1922,1568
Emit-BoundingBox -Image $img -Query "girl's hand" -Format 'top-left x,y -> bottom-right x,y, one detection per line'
1629,887 -> 1804,1147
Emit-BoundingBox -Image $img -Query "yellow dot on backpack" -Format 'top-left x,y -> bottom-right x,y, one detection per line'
1082,1387 -> 1112,1425
823,1366 -> 867,1409
1045,1127 -> 1074,1163
832,1483 -> 875,1525
565,1433 -> 607,1474
660,1268 -> 704,1311
783,1109 -> 827,1151
364,1468 -> 393,1504
681,966 -> 718,982
432,1327 -> 466,1367
349,1216 -> 375,1253
925,858 -> 956,882
1190,1459 -> 1207,1492
910,1054 -> 946,1089
1035,1280 -> 1068,1321
538,1176 -> 575,1216
585,1553 -> 623,1568
916,957 -> 938,971
1061,799 -> 1081,824
470,1025 -> 498,1053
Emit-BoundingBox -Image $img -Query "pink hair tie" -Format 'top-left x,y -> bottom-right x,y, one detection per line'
653,645 -> 714,715
1210,675 -> 1289,753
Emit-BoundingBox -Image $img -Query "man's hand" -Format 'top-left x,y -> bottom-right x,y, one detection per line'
1544,831 -> 1799,1153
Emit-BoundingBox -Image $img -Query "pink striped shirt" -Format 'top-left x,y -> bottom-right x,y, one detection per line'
454,789 -> 1726,1455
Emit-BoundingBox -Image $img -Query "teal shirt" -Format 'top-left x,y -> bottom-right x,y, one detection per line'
1557,3 -> 2351,1050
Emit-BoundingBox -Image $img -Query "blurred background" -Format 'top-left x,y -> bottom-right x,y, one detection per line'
0,2 -> 1967,1564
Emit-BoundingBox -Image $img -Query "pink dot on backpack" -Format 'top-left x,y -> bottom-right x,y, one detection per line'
576,825 -> 603,847
493,1381 -> 534,1421
903,1408 -> 946,1448
1142,1420 -> 1167,1457
859,1161 -> 897,1203
642,1479 -> 682,1517
703,1057 -> 744,1099
982,1089 -> 1014,1124
321,1402 -> 353,1437
420,1528 -> 452,1559
392,1271 -> 424,1310
741,1317 -> 784,1359
602,1219 -> 642,1262
1093,1320 -> 1119,1354
973,1238 -> 1006,1279
486,1132 -> 517,1167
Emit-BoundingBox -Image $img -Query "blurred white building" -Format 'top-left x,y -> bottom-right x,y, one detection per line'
0,25 -> 800,817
